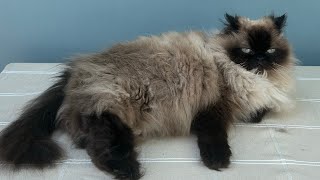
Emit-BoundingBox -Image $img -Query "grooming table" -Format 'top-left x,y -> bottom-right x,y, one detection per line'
0,63 -> 319,180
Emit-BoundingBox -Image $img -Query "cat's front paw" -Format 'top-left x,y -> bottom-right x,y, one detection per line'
247,108 -> 269,123
199,142 -> 231,170
111,158 -> 142,180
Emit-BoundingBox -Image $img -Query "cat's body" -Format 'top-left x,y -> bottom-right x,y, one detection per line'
61,31 -> 224,139
0,14 -> 295,180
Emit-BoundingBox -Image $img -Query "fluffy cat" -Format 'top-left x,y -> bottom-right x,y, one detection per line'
0,14 -> 295,179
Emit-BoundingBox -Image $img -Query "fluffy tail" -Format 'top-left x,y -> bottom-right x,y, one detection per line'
0,70 -> 70,168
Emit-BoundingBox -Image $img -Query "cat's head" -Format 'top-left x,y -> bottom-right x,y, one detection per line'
218,13 -> 295,73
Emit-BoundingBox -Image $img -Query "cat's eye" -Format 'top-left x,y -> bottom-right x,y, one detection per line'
241,48 -> 252,54
267,48 -> 276,53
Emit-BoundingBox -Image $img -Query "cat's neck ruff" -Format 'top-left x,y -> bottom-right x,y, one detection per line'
214,54 -> 294,116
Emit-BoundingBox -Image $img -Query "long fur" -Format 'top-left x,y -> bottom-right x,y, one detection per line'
0,70 -> 70,168
60,30 -> 294,139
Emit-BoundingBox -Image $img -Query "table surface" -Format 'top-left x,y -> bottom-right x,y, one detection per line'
0,63 -> 319,180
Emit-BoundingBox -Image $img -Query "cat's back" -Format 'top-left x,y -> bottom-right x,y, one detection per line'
69,31 -> 213,91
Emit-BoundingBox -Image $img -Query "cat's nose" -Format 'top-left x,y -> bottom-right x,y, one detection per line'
256,56 -> 264,61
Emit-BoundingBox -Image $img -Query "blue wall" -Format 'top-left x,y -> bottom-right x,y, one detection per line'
0,0 -> 319,70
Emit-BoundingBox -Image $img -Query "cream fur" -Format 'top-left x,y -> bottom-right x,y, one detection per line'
57,28 -> 295,139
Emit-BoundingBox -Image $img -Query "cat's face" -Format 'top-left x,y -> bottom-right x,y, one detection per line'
220,14 -> 293,73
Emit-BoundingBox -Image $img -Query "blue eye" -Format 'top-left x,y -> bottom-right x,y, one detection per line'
267,48 -> 276,53
241,48 -> 252,54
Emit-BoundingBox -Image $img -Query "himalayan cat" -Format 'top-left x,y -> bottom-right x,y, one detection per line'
0,14 -> 295,179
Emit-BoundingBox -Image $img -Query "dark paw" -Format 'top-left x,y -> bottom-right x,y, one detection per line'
74,135 -> 88,149
91,149 -> 142,180
248,109 -> 269,123
109,158 -> 142,180
199,142 -> 231,171
249,116 -> 263,123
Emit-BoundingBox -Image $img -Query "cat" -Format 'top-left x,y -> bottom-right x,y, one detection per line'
0,13 -> 295,180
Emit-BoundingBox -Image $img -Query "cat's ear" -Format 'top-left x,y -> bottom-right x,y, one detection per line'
223,13 -> 240,32
269,14 -> 287,32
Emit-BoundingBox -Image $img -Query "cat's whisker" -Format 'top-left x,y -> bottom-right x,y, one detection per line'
273,63 -> 291,72
271,67 -> 287,81
272,63 -> 290,75
261,70 -> 268,78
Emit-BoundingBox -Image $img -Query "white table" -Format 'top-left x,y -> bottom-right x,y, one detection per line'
0,63 -> 319,180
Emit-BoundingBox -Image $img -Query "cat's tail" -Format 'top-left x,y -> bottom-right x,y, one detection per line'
0,69 -> 70,169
